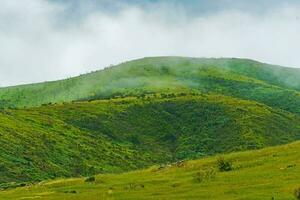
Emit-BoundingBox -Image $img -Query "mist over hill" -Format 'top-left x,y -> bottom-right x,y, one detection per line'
1,57 -> 300,112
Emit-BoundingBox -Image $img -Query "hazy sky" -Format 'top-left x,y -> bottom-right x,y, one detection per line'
1,0 -> 300,86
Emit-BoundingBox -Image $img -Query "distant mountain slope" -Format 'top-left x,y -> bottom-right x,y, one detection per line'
1,57 -> 300,115
0,94 -> 300,184
1,140 -> 300,200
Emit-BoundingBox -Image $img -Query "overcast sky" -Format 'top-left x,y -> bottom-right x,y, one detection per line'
1,0 -> 300,86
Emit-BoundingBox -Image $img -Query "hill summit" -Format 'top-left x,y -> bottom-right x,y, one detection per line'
1,57 -> 300,112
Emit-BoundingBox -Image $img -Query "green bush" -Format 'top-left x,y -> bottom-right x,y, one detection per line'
85,176 -> 96,182
217,157 -> 233,172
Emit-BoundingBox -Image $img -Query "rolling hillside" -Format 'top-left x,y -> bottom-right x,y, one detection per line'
1,57 -> 300,115
0,94 -> 300,186
1,57 -> 300,193
1,140 -> 300,200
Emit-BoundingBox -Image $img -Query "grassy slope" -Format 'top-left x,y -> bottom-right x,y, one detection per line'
1,94 -> 300,185
1,140 -> 300,200
1,57 -> 300,115
1,57 -> 300,196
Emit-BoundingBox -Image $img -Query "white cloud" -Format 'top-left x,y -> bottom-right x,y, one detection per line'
0,0 -> 300,86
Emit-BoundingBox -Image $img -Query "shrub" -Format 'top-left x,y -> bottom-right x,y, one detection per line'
217,157 -> 233,172
19,183 -> 27,187
194,168 -> 216,183
85,176 -> 96,182
294,188 -> 300,200
125,183 -> 145,190
64,190 -> 77,194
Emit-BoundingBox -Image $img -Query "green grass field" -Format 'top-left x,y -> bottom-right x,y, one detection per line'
1,141 -> 300,200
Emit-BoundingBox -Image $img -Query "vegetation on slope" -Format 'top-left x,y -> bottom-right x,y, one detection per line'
1,57 -> 300,116
1,140 -> 300,200
1,57 -> 300,196
0,93 -> 300,185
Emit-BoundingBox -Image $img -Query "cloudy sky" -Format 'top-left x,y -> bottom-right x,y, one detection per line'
1,0 -> 300,86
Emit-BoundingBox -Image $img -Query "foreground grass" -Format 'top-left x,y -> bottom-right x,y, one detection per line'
1,141 -> 300,200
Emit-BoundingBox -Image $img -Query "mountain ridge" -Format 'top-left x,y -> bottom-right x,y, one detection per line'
0,56 -> 291,89
1,57 -> 300,109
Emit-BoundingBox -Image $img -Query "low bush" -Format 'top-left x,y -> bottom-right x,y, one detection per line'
194,168 -> 216,183
85,176 -> 96,182
217,157 -> 233,172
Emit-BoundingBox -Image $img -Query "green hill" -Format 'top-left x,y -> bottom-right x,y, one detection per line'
1,140 -> 300,200
1,57 -> 300,193
1,57 -> 300,115
0,94 -> 300,185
